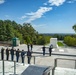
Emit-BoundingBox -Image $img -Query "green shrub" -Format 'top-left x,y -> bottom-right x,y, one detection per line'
57,42 -> 64,46
64,36 -> 76,46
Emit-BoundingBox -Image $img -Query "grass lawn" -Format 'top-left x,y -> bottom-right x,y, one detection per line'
57,42 -> 64,46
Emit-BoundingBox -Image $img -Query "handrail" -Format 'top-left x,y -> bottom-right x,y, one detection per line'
52,58 -> 76,75
56,58 -> 76,61
54,58 -> 76,69
0,60 -> 16,75
0,55 -> 36,75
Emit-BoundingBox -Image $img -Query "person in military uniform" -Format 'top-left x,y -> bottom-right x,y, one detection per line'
21,50 -> 26,63
6,48 -> 9,60
27,50 -> 32,64
10,47 -> 14,61
42,45 -> 46,56
27,44 -> 30,51
16,49 -> 20,62
30,43 -> 33,51
49,44 -> 53,56
1,47 -> 5,60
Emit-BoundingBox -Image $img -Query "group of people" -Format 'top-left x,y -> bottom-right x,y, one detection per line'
42,44 -> 53,56
27,44 -> 33,51
1,47 -> 32,64
0,44 -> 53,64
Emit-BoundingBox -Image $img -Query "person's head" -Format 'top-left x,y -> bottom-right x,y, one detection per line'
17,49 -> 19,51
50,44 -> 53,48
51,44 -> 53,47
2,47 -> 4,50
22,50 -> 23,51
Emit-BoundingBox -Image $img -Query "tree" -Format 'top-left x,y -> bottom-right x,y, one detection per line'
22,23 -> 38,44
0,20 -> 5,40
0,19 -> 51,45
4,20 -> 14,40
64,36 -> 76,46
72,24 -> 76,33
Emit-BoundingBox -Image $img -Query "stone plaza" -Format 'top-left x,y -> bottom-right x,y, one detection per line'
0,44 -> 76,75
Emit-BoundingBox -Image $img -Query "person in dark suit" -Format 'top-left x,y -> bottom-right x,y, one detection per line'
42,45 -> 46,56
30,43 -> 33,51
1,47 -> 5,60
49,45 -> 53,56
21,50 -> 26,63
27,44 -> 30,51
16,49 -> 20,62
27,50 -> 32,64
6,48 -> 9,60
10,47 -> 14,61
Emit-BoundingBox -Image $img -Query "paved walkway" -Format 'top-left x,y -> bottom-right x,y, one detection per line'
0,61 -> 76,75
0,44 -> 76,68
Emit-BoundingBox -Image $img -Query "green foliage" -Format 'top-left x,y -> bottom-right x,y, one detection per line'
37,35 -> 51,45
72,24 -> 76,33
0,20 -> 50,45
53,34 -> 64,40
64,36 -> 76,46
57,42 -> 64,46
0,20 -> 14,41
0,20 -> 51,45
37,35 -> 46,45
22,23 -> 38,44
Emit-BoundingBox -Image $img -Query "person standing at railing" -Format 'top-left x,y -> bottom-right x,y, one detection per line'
16,49 -> 20,62
10,47 -> 14,61
27,49 -> 32,64
21,50 -> 26,63
6,48 -> 9,60
27,44 -> 30,51
42,45 -> 46,56
1,47 -> 5,60
30,43 -> 33,52
49,44 -> 53,56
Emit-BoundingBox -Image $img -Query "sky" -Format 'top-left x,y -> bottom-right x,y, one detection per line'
0,0 -> 76,33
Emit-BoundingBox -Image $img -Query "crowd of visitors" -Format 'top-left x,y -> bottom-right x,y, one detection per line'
0,44 -> 53,64
0,44 -> 32,64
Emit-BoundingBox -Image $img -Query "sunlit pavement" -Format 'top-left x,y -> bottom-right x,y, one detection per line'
0,44 -> 76,75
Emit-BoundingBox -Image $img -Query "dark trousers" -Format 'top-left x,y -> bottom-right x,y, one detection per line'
49,51 -> 51,56
27,57 -> 31,64
6,54 -> 9,60
1,54 -> 4,60
31,47 -> 32,51
43,51 -> 45,56
11,55 -> 14,61
21,57 -> 24,63
16,56 -> 19,62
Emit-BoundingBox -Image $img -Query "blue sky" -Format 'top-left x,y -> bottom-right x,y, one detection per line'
0,0 -> 76,33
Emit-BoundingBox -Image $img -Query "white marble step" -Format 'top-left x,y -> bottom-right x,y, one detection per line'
55,67 -> 76,75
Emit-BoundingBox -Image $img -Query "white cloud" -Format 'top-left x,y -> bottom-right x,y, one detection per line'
5,15 -> 9,18
26,7 -> 52,22
67,0 -> 76,3
20,15 -> 27,20
0,0 -> 5,4
48,0 -> 66,6
26,12 -> 35,15
33,24 -> 46,28
5,15 -> 11,19
43,2 -> 48,5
